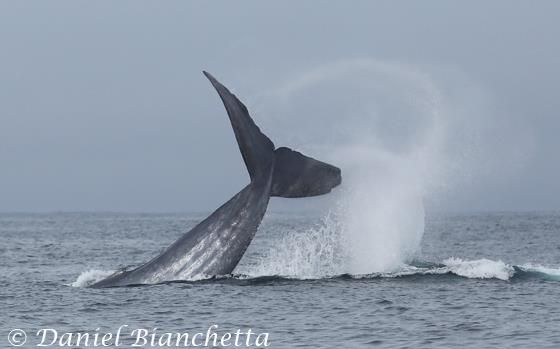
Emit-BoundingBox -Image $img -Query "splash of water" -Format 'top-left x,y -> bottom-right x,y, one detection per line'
243,213 -> 344,278
337,148 -> 427,274
441,258 -> 514,281
70,269 -> 114,287
247,59 -> 455,276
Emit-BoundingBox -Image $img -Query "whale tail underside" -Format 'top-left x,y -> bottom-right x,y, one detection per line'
270,146 -> 341,197
204,71 -> 342,198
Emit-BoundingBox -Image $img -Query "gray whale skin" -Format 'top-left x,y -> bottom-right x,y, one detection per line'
91,71 -> 341,287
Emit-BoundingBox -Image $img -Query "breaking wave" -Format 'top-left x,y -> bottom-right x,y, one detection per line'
516,263 -> 560,281
348,259 -> 560,282
440,258 -> 514,280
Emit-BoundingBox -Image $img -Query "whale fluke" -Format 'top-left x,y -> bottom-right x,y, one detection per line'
203,71 -> 275,180
90,71 -> 341,287
271,147 -> 341,198
203,71 -> 341,197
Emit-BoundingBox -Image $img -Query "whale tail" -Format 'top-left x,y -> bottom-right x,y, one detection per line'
203,71 -> 341,198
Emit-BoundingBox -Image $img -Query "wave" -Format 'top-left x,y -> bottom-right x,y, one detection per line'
338,259 -> 560,282
70,258 -> 560,287
516,263 -> 560,281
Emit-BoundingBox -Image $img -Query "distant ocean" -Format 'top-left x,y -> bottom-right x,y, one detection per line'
1,211 -> 559,348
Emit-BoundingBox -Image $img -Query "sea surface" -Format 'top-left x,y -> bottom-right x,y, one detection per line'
1,211 -> 559,348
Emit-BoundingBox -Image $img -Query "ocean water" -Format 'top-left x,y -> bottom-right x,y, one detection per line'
1,211 -> 559,348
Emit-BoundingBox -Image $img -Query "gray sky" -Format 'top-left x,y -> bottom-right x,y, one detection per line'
0,1 -> 559,212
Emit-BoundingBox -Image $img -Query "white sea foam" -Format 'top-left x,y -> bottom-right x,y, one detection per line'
70,269 -> 115,287
347,258 -> 515,281
441,258 -> 514,281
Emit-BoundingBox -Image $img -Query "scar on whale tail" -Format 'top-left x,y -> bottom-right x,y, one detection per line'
90,71 -> 341,288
